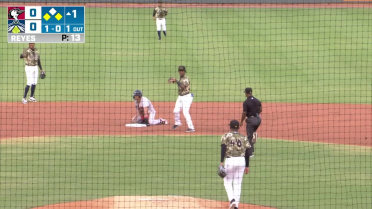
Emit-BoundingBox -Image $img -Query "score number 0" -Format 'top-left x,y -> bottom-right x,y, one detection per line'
28,9 -> 38,32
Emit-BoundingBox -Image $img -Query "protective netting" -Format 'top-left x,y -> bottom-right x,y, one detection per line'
0,1 -> 371,209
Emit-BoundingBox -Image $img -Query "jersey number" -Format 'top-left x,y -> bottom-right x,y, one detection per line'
230,139 -> 242,147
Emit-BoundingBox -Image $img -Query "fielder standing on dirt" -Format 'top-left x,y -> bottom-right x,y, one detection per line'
168,66 -> 195,133
20,43 -> 45,104
220,120 -> 251,209
240,87 -> 262,157
152,1 -> 168,40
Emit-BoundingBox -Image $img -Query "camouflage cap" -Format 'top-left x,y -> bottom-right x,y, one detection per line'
229,120 -> 240,129
178,66 -> 186,72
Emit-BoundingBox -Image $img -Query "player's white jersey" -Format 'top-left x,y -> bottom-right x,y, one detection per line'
135,96 -> 156,113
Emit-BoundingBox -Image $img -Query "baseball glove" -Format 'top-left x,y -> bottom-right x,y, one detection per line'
217,165 -> 227,178
141,118 -> 150,126
40,71 -> 46,79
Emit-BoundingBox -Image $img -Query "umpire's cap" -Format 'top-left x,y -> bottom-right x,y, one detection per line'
229,120 -> 240,129
244,87 -> 252,94
132,90 -> 142,99
178,66 -> 186,72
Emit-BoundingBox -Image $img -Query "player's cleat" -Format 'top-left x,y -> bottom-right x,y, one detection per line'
250,154 -> 255,158
29,97 -> 37,102
160,119 -> 168,125
22,98 -> 27,104
234,207 -> 238,209
172,125 -> 179,130
229,199 -> 236,209
185,128 -> 195,133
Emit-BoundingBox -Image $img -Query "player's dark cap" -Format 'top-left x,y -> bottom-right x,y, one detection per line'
244,87 -> 252,94
178,66 -> 186,72
132,90 -> 142,99
229,120 -> 240,129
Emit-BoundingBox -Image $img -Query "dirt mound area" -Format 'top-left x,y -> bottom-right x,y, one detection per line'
32,196 -> 275,209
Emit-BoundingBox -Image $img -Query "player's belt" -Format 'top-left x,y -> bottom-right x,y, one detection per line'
25,64 -> 37,66
226,156 -> 244,158
179,93 -> 190,96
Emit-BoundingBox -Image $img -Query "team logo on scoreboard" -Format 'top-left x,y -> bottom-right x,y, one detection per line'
8,7 -> 25,33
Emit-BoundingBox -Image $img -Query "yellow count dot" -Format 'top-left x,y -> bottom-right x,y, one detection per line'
43,13 -> 51,21
55,13 -> 63,21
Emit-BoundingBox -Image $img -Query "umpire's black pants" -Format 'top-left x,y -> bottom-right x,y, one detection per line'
245,116 -> 261,155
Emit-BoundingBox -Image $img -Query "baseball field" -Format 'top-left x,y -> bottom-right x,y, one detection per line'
0,2 -> 371,209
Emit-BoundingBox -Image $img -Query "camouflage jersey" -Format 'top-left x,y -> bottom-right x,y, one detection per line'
22,48 -> 40,66
177,75 -> 190,96
153,7 -> 168,18
221,131 -> 251,157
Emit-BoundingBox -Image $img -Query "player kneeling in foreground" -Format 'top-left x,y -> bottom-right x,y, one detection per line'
220,120 -> 251,209
132,90 -> 168,126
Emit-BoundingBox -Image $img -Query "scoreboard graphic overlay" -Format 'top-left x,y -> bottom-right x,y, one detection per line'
8,6 -> 85,43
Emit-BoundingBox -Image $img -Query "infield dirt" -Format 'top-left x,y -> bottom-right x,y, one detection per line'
0,102 -> 370,147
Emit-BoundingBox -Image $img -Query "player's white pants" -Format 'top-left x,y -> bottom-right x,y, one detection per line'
149,111 -> 162,125
156,18 -> 166,31
174,93 -> 194,129
25,65 -> 38,86
134,111 -> 162,125
224,157 -> 246,208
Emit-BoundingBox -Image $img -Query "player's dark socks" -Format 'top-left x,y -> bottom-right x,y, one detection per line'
163,31 -> 166,36
157,31 -> 161,40
30,84 -> 36,97
24,85 -> 30,98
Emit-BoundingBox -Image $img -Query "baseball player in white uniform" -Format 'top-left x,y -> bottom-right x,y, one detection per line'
20,43 -> 45,104
152,2 -> 168,40
220,120 -> 251,209
168,66 -> 195,133
132,90 -> 168,125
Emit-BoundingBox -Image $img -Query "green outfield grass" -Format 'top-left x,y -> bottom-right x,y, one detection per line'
1,8 -> 371,103
0,136 -> 371,209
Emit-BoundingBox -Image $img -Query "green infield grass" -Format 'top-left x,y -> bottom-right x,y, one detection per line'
0,136 -> 371,209
1,8 -> 371,103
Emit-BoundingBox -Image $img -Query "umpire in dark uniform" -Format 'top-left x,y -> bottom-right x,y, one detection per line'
240,87 -> 262,157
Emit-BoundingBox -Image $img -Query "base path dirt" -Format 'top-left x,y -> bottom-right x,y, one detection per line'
32,195 -> 276,209
0,102 -> 370,146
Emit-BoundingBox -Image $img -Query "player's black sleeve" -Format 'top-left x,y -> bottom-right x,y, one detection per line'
152,9 -> 156,17
258,100 -> 262,113
221,144 -> 227,162
37,59 -> 43,70
244,149 -> 250,167
243,101 -> 248,114
20,54 -> 24,59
